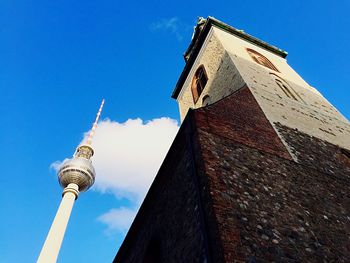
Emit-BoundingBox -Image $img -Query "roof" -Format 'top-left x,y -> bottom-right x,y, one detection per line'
171,16 -> 288,99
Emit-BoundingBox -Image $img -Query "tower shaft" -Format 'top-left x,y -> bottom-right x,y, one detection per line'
38,99 -> 104,262
37,184 -> 79,263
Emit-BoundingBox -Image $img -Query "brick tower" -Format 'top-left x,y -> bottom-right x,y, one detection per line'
114,17 -> 350,262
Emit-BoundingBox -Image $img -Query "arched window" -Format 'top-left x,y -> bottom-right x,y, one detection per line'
202,95 -> 211,106
247,48 -> 279,72
270,73 -> 304,102
191,65 -> 208,104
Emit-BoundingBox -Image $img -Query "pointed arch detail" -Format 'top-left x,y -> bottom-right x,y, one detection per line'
247,48 -> 279,72
191,65 -> 208,104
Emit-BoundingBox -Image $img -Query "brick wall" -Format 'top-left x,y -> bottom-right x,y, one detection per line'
114,122 -> 211,262
115,88 -> 350,262
194,90 -> 350,262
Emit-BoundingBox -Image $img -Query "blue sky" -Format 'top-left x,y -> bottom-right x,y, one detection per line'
1,0 -> 349,262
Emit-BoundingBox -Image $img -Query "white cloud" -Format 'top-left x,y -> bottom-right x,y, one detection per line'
50,158 -> 69,172
50,160 -> 62,171
97,207 -> 137,235
150,17 -> 184,41
90,117 -> 179,201
51,117 -> 179,233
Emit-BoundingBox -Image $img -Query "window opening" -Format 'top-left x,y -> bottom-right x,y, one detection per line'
246,48 -> 279,72
191,65 -> 208,104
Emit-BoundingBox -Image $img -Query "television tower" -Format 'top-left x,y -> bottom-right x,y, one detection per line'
37,99 -> 105,263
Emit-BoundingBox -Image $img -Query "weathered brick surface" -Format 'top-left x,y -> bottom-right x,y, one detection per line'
197,127 -> 350,262
114,122 -> 211,262
115,89 -> 350,262
275,122 -> 350,175
193,90 -> 350,262
194,86 -> 292,160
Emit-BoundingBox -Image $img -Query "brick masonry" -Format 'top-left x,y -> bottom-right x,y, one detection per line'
114,121 -> 210,262
115,88 -> 350,262
195,88 -> 350,262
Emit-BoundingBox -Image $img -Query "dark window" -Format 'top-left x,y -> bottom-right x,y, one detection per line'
191,65 -> 208,104
247,48 -> 279,72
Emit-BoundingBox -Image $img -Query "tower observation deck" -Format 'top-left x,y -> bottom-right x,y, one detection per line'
37,99 -> 105,263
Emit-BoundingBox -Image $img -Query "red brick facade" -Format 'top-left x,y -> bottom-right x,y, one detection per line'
114,88 -> 350,262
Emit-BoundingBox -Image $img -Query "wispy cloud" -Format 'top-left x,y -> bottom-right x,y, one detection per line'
51,117 -> 179,233
50,160 -> 63,172
150,17 -> 185,41
97,207 -> 137,235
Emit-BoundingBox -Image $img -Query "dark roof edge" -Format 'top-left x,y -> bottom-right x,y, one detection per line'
171,16 -> 288,99
208,17 -> 288,58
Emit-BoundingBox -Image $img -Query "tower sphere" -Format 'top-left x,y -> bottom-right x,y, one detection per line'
58,145 -> 96,192
38,99 -> 104,263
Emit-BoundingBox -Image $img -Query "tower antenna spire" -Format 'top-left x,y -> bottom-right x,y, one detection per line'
86,98 -> 105,145
37,99 -> 105,263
